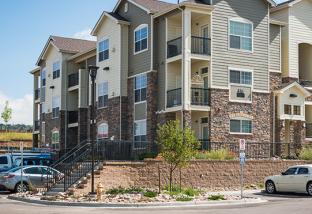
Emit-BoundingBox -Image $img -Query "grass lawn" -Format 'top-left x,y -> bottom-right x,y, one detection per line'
0,132 -> 32,142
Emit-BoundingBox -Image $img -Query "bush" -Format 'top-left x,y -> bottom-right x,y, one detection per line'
176,196 -> 193,202
106,186 -> 144,195
194,149 -> 235,160
163,185 -> 200,197
207,195 -> 225,201
183,187 -> 200,197
143,190 -> 157,198
138,152 -> 158,160
299,148 -> 312,160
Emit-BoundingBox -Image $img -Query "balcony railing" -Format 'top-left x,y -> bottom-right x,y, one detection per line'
167,88 -> 182,108
167,37 -> 182,58
68,73 -> 79,88
34,120 -> 40,131
191,88 -> 209,106
299,79 -> 312,88
35,89 -> 40,100
306,123 -> 312,138
68,111 -> 78,124
191,36 -> 211,56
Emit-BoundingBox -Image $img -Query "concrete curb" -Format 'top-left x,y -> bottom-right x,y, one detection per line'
7,195 -> 267,208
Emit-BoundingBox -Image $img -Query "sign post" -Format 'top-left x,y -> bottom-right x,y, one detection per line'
20,141 -> 24,193
239,139 -> 246,199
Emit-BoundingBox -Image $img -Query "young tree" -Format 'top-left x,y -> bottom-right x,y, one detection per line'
156,120 -> 199,192
1,101 -> 12,132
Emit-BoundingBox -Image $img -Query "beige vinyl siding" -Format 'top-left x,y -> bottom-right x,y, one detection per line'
289,0 -> 312,78
212,0 -> 270,92
269,24 -> 281,72
95,17 -> 122,100
117,1 -> 151,76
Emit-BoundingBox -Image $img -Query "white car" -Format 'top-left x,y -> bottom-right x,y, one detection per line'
265,164 -> 312,196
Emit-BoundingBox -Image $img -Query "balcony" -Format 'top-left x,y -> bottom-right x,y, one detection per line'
68,111 -> 78,124
306,123 -> 312,138
167,88 -> 182,108
34,89 -> 40,101
191,88 -> 209,106
299,79 -> 312,88
191,36 -> 211,56
167,36 -> 211,59
68,73 -> 79,88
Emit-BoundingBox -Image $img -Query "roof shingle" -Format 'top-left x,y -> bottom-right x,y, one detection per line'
50,36 -> 96,54
131,0 -> 175,13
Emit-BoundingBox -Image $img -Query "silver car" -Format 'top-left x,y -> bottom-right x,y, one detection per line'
0,165 -> 62,193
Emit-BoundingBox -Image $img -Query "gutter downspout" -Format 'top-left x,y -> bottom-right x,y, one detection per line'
178,4 -> 185,129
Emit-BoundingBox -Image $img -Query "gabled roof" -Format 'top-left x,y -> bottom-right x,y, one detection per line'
275,81 -> 311,97
113,0 -> 176,14
91,11 -> 130,36
36,36 -> 96,66
272,0 -> 312,12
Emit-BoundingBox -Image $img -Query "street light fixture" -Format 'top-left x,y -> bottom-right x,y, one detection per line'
88,65 -> 99,195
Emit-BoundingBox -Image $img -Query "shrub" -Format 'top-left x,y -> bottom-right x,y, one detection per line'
106,187 -> 125,195
144,190 -> 157,198
299,148 -> 312,160
183,187 -> 200,197
207,195 -> 225,201
194,149 -> 235,160
105,186 -> 143,195
176,196 -> 193,202
0,132 -> 32,141
138,152 -> 158,160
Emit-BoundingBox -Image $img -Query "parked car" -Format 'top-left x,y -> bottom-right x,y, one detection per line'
265,164 -> 312,196
0,165 -> 63,193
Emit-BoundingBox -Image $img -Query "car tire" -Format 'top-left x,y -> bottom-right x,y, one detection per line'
265,180 -> 276,194
307,182 -> 312,196
14,182 -> 29,193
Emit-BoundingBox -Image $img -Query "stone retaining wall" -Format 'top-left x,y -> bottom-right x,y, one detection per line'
76,160 -> 312,194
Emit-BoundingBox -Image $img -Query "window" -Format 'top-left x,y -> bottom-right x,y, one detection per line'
98,39 -> 109,62
297,168 -> 309,175
229,69 -> 252,102
0,156 -> 8,164
284,167 -> 297,175
98,82 -> 108,108
134,120 -> 146,142
98,123 -> 108,139
52,61 -> 60,79
135,74 -> 147,103
52,131 -> 60,150
134,25 -> 148,53
124,2 -> 128,12
284,105 -> 292,115
52,96 -> 60,118
201,117 -> 209,124
24,167 -> 42,175
41,69 -> 46,87
230,119 -> 252,134
293,106 -> 301,115
229,20 -> 253,51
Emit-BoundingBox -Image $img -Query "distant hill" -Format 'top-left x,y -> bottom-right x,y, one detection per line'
0,124 -> 33,132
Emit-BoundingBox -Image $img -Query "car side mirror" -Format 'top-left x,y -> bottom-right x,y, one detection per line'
281,172 -> 286,176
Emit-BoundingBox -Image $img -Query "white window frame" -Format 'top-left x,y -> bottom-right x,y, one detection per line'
41,69 -> 46,87
229,118 -> 252,135
134,24 -> 149,55
124,2 -> 128,13
98,81 -> 108,108
228,67 -> 253,103
97,122 -> 109,139
52,61 -> 61,79
228,18 -> 253,53
51,130 -> 60,151
134,74 -> 147,104
52,96 -> 60,119
98,38 -> 109,62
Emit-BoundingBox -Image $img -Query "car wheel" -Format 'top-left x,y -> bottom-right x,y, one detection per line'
15,182 -> 29,193
266,180 -> 276,194
307,182 -> 312,196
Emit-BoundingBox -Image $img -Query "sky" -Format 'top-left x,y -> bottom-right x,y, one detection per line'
0,0 -> 285,125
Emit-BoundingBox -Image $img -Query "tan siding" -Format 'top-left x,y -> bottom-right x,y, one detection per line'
269,24 -> 281,72
212,0 -> 270,92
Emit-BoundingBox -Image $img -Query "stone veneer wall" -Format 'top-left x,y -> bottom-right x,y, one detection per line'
210,89 -> 271,143
146,71 -> 158,145
76,160 -> 312,194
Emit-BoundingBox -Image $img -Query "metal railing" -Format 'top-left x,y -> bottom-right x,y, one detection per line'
167,37 -> 182,58
306,123 -> 312,138
191,88 -> 209,106
34,89 -> 40,100
68,111 -> 78,124
68,73 -> 79,88
299,79 -> 312,87
167,88 -> 182,108
191,36 -> 211,55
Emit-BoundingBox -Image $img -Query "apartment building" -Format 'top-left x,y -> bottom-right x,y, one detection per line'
31,0 -> 312,153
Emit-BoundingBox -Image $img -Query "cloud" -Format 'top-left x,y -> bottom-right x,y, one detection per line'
0,91 -> 33,125
73,28 -> 96,41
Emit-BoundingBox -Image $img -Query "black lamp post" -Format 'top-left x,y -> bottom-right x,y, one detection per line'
88,65 -> 99,194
